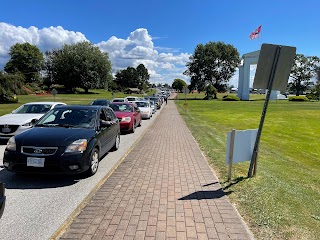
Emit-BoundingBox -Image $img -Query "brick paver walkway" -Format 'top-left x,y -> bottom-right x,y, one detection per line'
59,95 -> 254,240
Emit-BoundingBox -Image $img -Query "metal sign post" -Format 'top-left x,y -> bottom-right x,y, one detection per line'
51,88 -> 58,102
182,87 -> 189,109
248,44 -> 296,178
228,129 -> 236,181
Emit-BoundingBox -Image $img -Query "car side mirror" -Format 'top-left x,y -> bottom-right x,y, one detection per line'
31,119 -> 38,126
0,182 -> 6,219
100,120 -> 112,127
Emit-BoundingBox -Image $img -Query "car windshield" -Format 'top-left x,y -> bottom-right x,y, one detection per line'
135,102 -> 149,107
14,104 -> 52,114
110,104 -> 133,112
36,109 -> 98,129
126,97 -> 136,102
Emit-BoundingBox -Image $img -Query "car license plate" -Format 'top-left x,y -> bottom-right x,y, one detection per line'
2,127 -> 11,133
27,157 -> 45,167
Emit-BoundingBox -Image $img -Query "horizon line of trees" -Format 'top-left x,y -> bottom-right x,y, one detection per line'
0,42 -> 153,102
1,41 -> 320,103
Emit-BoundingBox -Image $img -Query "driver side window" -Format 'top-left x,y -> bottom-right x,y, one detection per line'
100,110 -> 107,121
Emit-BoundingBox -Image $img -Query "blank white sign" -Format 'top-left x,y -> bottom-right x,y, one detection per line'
226,129 -> 258,164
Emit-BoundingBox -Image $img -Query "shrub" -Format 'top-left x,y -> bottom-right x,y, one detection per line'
203,95 -> 213,100
222,95 -> 240,101
288,96 -> 309,101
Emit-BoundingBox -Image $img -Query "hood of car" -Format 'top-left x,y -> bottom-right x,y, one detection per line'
15,127 -> 96,147
138,107 -> 151,111
0,113 -> 43,125
114,112 -> 133,118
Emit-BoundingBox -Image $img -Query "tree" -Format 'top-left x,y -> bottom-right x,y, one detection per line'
115,67 -> 138,91
136,64 -> 150,90
4,43 -> 44,83
115,64 -> 150,91
0,72 -> 26,103
205,83 -> 218,99
172,78 -> 187,92
289,54 -> 320,96
184,41 -> 240,94
46,41 -> 112,93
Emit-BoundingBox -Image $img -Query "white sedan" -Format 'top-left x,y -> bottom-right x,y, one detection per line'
0,101 -> 66,139
135,101 -> 153,119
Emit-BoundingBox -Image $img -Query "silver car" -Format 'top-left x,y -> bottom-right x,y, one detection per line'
0,102 -> 66,139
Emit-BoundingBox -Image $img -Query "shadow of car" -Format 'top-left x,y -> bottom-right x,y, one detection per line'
0,102 -> 66,140
0,182 -> 5,218
3,105 -> 120,176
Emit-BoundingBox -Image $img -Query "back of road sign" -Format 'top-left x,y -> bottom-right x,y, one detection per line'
253,44 -> 296,91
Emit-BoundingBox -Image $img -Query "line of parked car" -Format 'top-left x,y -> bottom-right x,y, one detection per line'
0,92 -> 170,177
0,91 -> 171,218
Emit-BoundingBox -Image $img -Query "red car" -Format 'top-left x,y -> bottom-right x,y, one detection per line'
109,102 -> 142,133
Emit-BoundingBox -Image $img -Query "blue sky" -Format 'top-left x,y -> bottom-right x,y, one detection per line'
1,0 -> 319,86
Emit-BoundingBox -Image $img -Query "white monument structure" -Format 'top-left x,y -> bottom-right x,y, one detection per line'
237,50 -> 285,100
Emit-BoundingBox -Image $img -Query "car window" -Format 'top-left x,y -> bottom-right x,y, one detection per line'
100,110 -> 107,121
37,109 -> 97,128
136,102 -> 148,107
105,109 -> 115,120
14,104 -> 52,114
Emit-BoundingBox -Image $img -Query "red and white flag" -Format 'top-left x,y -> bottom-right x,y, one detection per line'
249,25 -> 262,40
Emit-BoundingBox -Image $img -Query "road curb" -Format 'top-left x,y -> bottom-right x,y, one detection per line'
50,106 -> 164,240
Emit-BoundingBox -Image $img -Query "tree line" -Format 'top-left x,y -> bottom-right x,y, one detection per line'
0,41 -> 152,102
1,41 -> 319,103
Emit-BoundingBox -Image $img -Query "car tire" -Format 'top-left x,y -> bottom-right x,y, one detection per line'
111,133 -> 120,151
131,121 -> 136,133
87,148 -> 99,176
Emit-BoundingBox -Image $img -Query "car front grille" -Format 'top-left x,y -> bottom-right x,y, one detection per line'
0,125 -> 19,134
21,146 -> 58,156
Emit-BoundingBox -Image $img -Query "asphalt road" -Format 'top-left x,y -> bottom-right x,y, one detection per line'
0,107 -> 162,240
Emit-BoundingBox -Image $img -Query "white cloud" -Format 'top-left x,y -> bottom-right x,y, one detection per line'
0,23 -> 190,85
96,28 -> 191,84
0,23 -> 87,62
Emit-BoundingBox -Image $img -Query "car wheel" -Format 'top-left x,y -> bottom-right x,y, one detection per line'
111,133 -> 120,151
87,148 -> 99,176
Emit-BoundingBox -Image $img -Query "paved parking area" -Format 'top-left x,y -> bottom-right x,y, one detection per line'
58,96 -> 254,240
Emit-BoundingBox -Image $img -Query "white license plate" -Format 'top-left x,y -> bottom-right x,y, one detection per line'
27,157 -> 45,167
2,128 -> 11,133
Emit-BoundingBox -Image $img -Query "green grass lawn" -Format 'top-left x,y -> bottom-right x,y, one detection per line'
176,98 -> 320,240
0,89 -> 155,116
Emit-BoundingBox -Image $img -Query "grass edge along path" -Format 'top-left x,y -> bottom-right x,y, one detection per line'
176,99 -> 320,240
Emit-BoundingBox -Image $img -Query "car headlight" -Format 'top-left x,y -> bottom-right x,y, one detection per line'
6,136 -> 16,151
65,139 -> 87,153
21,122 -> 32,127
121,117 -> 131,123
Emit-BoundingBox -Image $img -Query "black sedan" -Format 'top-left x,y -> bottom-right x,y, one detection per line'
3,105 -> 120,176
